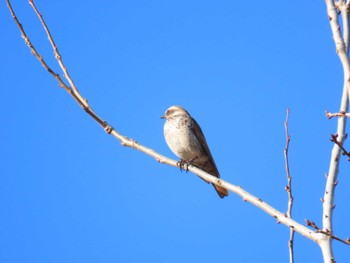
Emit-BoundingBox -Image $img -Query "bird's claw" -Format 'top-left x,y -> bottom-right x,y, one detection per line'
177,159 -> 189,172
177,157 -> 198,173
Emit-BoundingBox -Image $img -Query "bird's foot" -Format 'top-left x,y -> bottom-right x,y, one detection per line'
177,157 -> 198,173
177,159 -> 188,172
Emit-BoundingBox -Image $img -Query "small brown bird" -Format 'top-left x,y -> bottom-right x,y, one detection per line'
161,105 -> 229,198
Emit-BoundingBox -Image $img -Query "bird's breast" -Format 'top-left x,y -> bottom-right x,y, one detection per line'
164,118 -> 202,160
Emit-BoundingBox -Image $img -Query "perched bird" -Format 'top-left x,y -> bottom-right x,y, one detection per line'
161,105 -> 229,198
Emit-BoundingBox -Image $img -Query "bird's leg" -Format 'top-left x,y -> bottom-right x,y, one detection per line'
186,156 -> 198,168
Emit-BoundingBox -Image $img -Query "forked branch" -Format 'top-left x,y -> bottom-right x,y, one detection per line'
305,219 -> 350,245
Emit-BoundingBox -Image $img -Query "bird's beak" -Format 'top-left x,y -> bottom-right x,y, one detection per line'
160,115 -> 166,119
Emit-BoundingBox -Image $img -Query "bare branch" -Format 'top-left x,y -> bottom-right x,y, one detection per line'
305,219 -> 350,245
339,0 -> 350,53
6,0 -> 108,128
284,108 -> 294,263
6,0 -> 70,93
324,0 -> 350,261
28,0 -> 82,99
316,230 -> 350,246
325,110 -> 350,119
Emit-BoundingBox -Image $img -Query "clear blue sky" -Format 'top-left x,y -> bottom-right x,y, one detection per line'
1,1 -> 350,262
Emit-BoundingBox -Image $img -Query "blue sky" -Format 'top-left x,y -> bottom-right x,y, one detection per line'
1,1 -> 350,262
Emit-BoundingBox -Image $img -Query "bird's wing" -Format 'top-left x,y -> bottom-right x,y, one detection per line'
190,117 -> 220,177
191,117 -> 229,198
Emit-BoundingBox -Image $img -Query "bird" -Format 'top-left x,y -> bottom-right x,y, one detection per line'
161,105 -> 229,198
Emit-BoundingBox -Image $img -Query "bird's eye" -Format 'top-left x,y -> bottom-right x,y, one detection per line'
166,109 -> 174,116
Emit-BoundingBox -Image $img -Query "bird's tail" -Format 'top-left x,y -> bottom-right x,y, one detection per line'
213,184 -> 229,198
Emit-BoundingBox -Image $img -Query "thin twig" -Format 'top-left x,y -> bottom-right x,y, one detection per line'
28,0 -> 108,126
6,0 -> 70,93
330,133 -> 350,160
6,0 -> 108,128
284,108 -> 294,263
28,0 -> 82,99
325,110 -> 350,119
305,219 -> 321,230
305,219 -> 350,245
